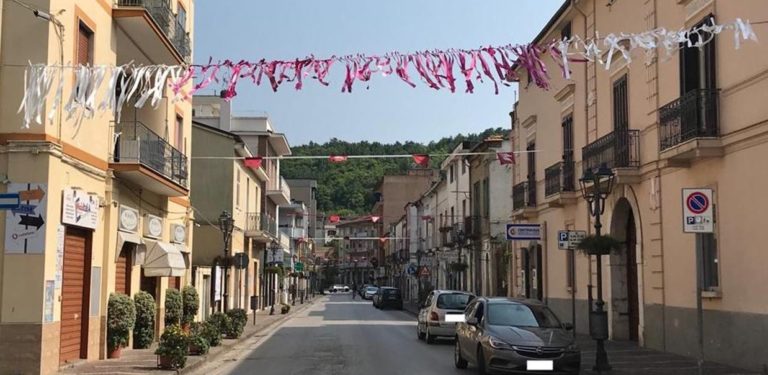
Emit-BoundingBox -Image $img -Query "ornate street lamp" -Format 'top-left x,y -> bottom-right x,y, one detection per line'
218,211 -> 235,312
579,163 -> 615,372
268,239 -> 280,315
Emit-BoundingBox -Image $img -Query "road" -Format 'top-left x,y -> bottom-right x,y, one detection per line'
194,293 -> 464,375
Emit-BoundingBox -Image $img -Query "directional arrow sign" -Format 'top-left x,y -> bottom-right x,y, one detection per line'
0,193 -> 20,210
19,187 -> 45,201
11,204 -> 37,216
19,214 -> 45,230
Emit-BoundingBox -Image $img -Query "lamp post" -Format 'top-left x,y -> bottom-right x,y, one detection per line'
218,211 -> 235,312
579,163 -> 615,372
452,229 -> 466,291
269,240 -> 280,316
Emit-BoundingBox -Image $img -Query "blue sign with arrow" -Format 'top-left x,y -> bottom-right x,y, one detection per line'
11,204 -> 37,215
0,193 -> 20,210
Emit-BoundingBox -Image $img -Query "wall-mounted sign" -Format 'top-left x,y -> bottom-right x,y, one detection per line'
171,224 -> 186,244
118,205 -> 139,233
4,183 -> 47,254
55,225 -> 65,289
144,214 -> 163,239
62,188 -> 99,229
506,223 -> 541,240
266,248 -> 284,264
682,188 -> 714,233
558,230 -> 587,250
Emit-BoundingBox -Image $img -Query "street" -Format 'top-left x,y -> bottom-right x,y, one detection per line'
190,294 -> 757,375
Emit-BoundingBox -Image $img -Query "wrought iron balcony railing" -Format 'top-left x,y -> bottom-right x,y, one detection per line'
582,129 -> 640,172
116,0 -> 191,61
513,181 -> 536,210
659,89 -> 719,151
112,121 -> 188,188
544,160 -> 575,197
245,213 -> 278,237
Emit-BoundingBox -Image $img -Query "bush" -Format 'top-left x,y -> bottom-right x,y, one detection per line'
107,293 -> 136,350
181,286 -> 199,326
207,312 -> 231,339
155,324 -> 188,369
133,291 -> 156,349
187,331 -> 209,356
193,321 -> 221,347
165,288 -> 183,327
281,304 -> 290,314
576,234 -> 623,256
225,309 -> 247,338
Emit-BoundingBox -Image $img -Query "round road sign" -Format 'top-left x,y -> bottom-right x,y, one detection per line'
686,192 -> 709,215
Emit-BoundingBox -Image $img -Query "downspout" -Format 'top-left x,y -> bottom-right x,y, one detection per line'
652,0 -> 667,351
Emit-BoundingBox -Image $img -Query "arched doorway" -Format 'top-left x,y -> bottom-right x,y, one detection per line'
609,198 -> 640,341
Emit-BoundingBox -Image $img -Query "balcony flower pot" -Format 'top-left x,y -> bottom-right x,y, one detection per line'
108,346 -> 122,359
576,234 -> 623,256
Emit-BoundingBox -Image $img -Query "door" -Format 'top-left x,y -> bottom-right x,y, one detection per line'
626,213 -> 640,341
524,245 -> 543,300
115,245 -> 132,295
140,269 -> 158,300
202,275 -> 211,319
60,227 -> 91,364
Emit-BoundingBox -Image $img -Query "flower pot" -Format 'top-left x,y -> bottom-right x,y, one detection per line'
188,344 -> 203,355
181,323 -> 191,334
108,346 -> 122,359
158,355 -> 174,369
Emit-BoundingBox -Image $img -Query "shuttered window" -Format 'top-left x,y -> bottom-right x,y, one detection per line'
77,23 -> 93,65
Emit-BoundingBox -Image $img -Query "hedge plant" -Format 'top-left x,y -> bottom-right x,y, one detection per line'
133,291 -> 156,349
155,324 -> 188,369
107,293 -> 136,351
225,309 -> 247,338
181,286 -> 199,326
165,288 -> 183,327
193,320 -> 221,347
207,312 -> 231,339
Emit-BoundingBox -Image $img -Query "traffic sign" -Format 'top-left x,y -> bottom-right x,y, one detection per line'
506,224 -> 541,240
558,230 -> 587,250
0,193 -> 20,210
682,188 -> 714,233
418,266 -> 431,277
295,262 -> 304,272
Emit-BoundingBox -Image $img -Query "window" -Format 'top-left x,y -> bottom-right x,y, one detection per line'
236,170 -> 241,207
175,115 -> 184,151
472,182 -> 481,218
486,304 -> 561,328
246,178 -> 250,211
461,159 -> 467,175
77,22 -> 93,65
462,199 -> 466,220
449,163 -> 454,183
482,179 -> 490,218
680,16 -> 716,94
177,2 -> 187,31
562,115 -> 574,191
560,21 -> 572,41
613,75 -> 629,133
698,233 -> 719,290
436,293 -> 472,310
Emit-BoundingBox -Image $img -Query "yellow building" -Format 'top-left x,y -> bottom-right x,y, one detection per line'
0,0 -> 194,373
510,0 -> 768,371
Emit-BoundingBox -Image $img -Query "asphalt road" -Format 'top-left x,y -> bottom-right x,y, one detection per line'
195,293 -> 465,375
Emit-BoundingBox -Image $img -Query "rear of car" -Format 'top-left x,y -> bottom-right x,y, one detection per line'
377,288 -> 402,309
364,286 -> 378,300
422,291 -> 474,341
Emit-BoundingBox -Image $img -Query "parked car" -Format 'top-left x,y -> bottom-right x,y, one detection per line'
372,287 -> 403,309
363,286 -> 379,300
358,284 -> 371,297
417,290 -> 475,344
454,297 -> 580,374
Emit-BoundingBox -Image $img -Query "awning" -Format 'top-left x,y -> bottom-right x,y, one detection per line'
116,232 -> 143,265
174,243 -> 190,268
141,239 -> 186,277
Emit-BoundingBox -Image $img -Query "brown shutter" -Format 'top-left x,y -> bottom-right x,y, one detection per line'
60,228 -> 90,364
115,247 -> 131,295
77,24 -> 92,65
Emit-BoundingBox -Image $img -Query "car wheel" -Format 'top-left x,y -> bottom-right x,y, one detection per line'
476,346 -> 487,375
417,324 -> 425,340
425,328 -> 436,344
454,338 -> 468,369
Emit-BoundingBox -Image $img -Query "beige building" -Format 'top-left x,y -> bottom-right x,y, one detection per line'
0,0 -> 195,373
509,0 -> 768,370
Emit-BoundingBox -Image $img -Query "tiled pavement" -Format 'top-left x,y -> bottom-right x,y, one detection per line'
403,301 -> 759,375
59,296 -> 321,375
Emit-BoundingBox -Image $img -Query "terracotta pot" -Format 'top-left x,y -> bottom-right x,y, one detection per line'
158,355 -> 174,369
188,344 -> 202,355
181,323 -> 191,334
108,346 -> 122,359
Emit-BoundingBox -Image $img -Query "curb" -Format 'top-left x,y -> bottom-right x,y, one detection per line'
179,297 -> 321,374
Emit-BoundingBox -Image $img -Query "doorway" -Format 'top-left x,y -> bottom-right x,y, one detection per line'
610,197 -> 640,341
59,227 -> 92,364
522,243 -> 543,300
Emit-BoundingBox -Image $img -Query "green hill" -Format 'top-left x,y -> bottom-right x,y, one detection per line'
281,127 -> 507,216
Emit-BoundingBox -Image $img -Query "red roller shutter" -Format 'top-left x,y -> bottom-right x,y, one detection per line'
59,228 -> 91,364
115,247 -> 131,295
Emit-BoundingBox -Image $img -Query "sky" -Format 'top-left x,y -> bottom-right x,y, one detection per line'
193,0 -> 564,146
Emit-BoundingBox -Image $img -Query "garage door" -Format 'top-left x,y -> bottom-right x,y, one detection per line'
115,246 -> 131,295
60,227 -> 91,364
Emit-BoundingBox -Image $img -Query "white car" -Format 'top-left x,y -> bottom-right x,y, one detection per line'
363,286 -> 379,300
417,290 -> 475,344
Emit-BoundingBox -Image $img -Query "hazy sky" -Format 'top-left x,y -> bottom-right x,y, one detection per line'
194,1 -> 564,146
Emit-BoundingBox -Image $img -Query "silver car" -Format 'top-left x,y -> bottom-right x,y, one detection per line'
417,290 -> 475,344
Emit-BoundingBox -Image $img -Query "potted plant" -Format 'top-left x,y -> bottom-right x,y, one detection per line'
181,286 -> 199,332
280,304 -> 291,314
207,312 -> 231,341
155,324 -> 188,369
164,288 -> 183,327
133,291 -> 156,349
576,234 -> 623,256
225,309 -> 247,339
265,265 -> 284,279
187,324 -> 210,356
107,293 -> 136,359
196,320 -> 222,347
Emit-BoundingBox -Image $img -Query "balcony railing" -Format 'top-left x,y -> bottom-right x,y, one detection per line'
582,129 -> 640,172
513,182 -> 536,210
116,0 -> 191,61
246,213 -> 277,237
112,121 -> 188,188
544,161 -> 575,196
659,89 -> 719,151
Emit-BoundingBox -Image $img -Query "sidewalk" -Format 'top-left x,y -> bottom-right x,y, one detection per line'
59,297 -> 320,375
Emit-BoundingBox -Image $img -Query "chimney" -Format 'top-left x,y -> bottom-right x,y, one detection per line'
219,90 -> 232,132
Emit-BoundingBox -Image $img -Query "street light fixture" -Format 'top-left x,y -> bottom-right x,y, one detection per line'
218,211 -> 235,312
268,240 -> 280,315
579,163 -> 615,372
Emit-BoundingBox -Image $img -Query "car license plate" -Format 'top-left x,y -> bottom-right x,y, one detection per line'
526,360 -> 553,371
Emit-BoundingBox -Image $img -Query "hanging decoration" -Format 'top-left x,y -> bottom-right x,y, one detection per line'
411,154 -> 430,167
328,154 -> 348,163
497,152 -> 516,165
18,19 -> 757,127
243,156 -> 263,169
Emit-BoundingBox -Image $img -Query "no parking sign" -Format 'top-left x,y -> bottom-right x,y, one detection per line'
682,188 -> 714,233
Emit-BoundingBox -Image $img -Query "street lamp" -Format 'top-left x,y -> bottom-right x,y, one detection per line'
268,240 -> 280,315
218,211 -> 235,312
579,163 -> 615,372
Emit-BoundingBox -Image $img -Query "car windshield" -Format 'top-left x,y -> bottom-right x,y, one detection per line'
436,293 -> 472,310
486,303 -> 562,328
366,287 -> 378,292
383,289 -> 399,296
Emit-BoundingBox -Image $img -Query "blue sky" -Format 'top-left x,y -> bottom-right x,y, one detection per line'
193,1 -> 564,146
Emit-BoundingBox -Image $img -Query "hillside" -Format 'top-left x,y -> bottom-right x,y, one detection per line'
280,127 -> 507,216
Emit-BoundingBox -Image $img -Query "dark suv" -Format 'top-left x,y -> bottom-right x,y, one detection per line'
372,287 -> 403,310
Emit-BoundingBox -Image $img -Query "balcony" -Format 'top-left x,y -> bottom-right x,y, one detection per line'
512,182 -> 537,219
544,161 -> 577,207
582,129 -> 640,184
114,0 -> 191,64
111,121 -> 188,196
245,213 -> 277,242
267,176 -> 291,205
658,89 -> 722,165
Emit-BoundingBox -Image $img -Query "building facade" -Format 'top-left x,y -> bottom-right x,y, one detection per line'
510,0 -> 768,371
0,0 -> 195,373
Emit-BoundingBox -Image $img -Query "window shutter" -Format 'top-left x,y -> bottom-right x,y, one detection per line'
77,24 -> 92,65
